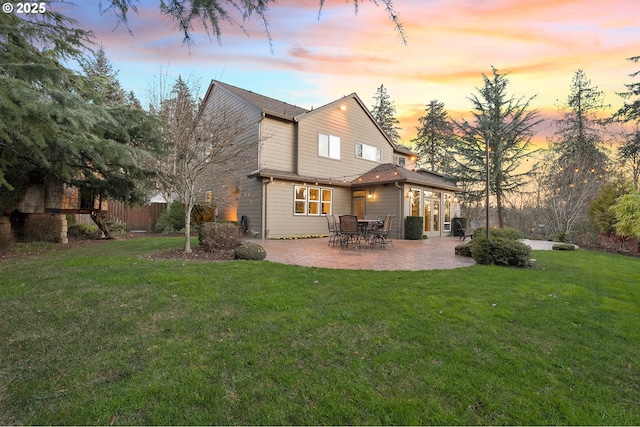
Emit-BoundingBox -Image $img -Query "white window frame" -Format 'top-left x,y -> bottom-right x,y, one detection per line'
293,185 -> 333,216
356,142 -> 382,163
318,133 -> 341,160
393,155 -> 406,168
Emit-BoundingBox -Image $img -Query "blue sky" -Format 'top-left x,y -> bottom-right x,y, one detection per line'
56,0 -> 640,145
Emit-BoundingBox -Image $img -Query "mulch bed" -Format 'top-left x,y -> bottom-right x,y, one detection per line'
149,246 -> 235,262
0,232 -> 237,262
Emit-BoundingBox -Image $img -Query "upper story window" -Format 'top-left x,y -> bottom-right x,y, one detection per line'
393,155 -> 406,168
356,142 -> 382,163
318,133 -> 340,160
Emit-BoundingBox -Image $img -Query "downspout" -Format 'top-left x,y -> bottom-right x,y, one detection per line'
262,176 -> 273,239
395,182 -> 404,240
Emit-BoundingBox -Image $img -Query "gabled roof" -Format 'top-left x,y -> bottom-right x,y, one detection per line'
352,163 -> 459,191
207,80 -> 309,120
295,93 -> 397,148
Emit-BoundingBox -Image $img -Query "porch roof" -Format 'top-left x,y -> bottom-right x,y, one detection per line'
250,164 -> 459,192
249,169 -> 351,187
352,163 -> 459,191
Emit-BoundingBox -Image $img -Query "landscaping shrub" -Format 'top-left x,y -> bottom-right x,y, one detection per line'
405,216 -> 423,240
553,243 -> 576,251
108,221 -> 127,237
23,214 -> 58,243
454,241 -> 473,257
155,202 -> 185,234
68,223 -> 100,238
474,226 -> 524,240
191,204 -> 217,227
234,242 -> 267,260
472,236 -> 532,268
199,222 -> 241,251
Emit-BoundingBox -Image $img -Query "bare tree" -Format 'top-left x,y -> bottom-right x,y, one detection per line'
542,70 -> 612,240
151,75 -> 258,253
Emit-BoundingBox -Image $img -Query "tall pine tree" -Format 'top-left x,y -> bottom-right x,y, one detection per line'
371,84 -> 401,144
412,100 -> 454,173
542,70 -> 611,239
450,68 -> 541,228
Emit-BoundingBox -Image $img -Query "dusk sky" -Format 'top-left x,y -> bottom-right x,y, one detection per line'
58,0 -> 639,147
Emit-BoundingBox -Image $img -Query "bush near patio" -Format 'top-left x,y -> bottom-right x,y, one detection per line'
471,236 -> 532,267
473,226 -> 524,240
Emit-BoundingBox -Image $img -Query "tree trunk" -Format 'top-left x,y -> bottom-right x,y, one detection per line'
90,211 -> 113,239
184,203 -> 193,253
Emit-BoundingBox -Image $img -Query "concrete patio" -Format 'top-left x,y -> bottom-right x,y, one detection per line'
256,236 -> 477,271
254,237 -> 565,271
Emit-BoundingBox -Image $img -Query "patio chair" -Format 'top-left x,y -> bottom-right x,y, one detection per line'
369,215 -> 394,249
338,214 -> 361,249
461,219 -> 481,241
326,214 -> 341,247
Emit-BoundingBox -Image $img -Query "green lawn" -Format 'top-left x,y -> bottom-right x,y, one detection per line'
1,237 -> 639,425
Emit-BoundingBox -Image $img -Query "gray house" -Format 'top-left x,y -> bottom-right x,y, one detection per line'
199,80 -> 460,239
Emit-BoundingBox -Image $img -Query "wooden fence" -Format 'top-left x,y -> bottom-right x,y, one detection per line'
75,202 -> 166,231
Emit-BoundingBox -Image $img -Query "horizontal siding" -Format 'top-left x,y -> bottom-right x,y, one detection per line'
264,180 -> 351,238
237,176 -> 263,236
197,85 -> 263,226
260,118 -> 296,172
297,97 -> 394,179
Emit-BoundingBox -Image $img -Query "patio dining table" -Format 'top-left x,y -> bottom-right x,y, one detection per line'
357,219 -> 383,241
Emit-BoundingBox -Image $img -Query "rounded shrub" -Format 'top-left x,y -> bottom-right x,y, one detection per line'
154,202 -> 185,234
454,241 -> 473,257
405,216 -> 424,240
474,226 -> 524,240
234,243 -> 267,260
199,222 -> 241,251
68,223 -> 100,238
472,236 -> 531,268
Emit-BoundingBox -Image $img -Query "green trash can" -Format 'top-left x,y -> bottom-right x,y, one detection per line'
405,216 -> 424,240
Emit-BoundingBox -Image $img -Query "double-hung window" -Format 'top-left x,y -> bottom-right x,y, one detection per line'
318,133 -> 341,160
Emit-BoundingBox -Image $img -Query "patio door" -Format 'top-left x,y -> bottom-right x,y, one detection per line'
352,191 -> 366,219
423,199 -> 440,233
423,190 -> 441,236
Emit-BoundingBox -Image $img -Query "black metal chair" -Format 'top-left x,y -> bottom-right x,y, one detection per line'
338,215 -> 361,249
369,215 -> 394,249
326,214 -> 340,247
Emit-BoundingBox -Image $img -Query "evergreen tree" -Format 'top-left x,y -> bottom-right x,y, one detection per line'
0,9 -> 164,217
412,100 -> 454,173
371,84 -> 401,143
614,56 -> 640,124
618,128 -> 640,191
542,70 -> 611,239
80,46 -> 127,106
450,68 -> 541,228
